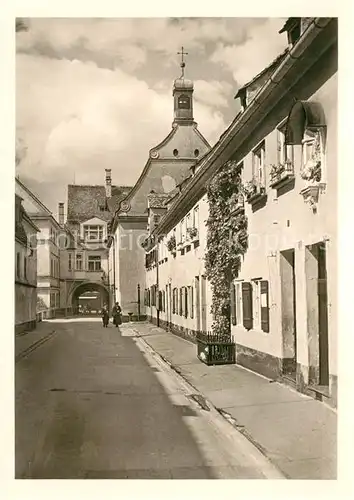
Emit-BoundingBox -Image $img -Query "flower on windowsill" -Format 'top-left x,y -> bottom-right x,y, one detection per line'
242,179 -> 257,198
187,227 -> 198,240
270,160 -> 294,181
166,235 -> 176,252
300,158 -> 321,183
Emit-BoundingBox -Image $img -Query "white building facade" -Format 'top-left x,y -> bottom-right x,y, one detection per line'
144,18 -> 338,407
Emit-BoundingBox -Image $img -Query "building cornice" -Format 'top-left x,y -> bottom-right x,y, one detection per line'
155,17 -> 336,236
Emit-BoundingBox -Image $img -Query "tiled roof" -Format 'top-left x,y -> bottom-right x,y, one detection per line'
67,184 -> 132,223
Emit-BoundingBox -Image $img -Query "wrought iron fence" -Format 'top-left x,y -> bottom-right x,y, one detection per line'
197,330 -> 236,366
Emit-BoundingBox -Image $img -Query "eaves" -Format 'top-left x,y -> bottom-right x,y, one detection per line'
155,17 -> 335,237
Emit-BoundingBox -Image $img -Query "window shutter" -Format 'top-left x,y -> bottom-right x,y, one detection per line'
260,280 -> 270,333
242,282 -> 253,330
185,287 -> 188,318
230,284 -> 236,326
179,288 -> 183,316
190,287 -> 194,319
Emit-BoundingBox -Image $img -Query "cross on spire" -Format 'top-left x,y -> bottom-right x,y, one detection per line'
177,46 -> 188,78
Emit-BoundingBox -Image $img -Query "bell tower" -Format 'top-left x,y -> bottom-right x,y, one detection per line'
173,46 -> 194,125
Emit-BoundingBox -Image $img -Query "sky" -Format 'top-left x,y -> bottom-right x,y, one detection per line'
16,17 -> 288,216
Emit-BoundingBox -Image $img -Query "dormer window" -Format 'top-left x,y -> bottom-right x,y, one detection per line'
279,17 -> 301,47
84,224 -> 103,241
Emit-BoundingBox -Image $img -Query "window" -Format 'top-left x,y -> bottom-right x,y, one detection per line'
76,253 -> 83,270
179,288 -> 183,316
16,252 -> 21,279
252,280 -> 261,329
193,206 -> 199,229
289,21 -> 301,45
68,253 -> 72,271
252,141 -> 266,186
88,255 -> 101,271
277,125 -> 294,165
173,149 -> 179,157
178,94 -> 190,109
260,281 -> 270,333
84,225 -> 104,241
180,219 -> 185,243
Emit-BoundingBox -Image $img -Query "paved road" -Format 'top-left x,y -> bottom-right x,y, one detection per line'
15,320 -> 282,479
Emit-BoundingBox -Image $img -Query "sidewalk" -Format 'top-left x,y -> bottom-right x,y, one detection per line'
130,322 -> 337,480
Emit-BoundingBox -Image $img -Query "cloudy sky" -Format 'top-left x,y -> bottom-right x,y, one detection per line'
16,17 -> 287,215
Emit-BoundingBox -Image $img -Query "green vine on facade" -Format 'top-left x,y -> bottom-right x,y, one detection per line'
204,160 -> 248,336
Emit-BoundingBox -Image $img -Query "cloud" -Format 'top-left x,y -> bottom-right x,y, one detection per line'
15,17 -> 287,213
16,17 -> 266,71
16,53 -> 227,210
194,80 -> 233,108
210,18 -> 287,86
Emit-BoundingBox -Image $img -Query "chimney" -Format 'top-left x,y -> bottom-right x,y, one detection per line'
105,169 -> 112,198
58,202 -> 65,226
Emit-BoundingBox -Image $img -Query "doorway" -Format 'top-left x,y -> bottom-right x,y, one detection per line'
305,242 -> 329,387
317,243 -> 329,386
280,249 -> 297,379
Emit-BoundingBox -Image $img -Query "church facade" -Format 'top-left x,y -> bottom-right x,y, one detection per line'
107,67 -> 210,319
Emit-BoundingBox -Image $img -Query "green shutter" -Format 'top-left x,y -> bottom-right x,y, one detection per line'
260,280 -> 270,333
242,282 -> 253,330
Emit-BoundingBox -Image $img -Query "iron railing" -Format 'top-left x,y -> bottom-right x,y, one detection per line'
197,331 -> 236,366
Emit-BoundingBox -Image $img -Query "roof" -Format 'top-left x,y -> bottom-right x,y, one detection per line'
15,177 -> 52,215
174,78 -> 194,90
67,184 -> 132,223
234,48 -> 289,99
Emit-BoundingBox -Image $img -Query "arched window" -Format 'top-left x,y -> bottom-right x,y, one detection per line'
178,94 -> 190,109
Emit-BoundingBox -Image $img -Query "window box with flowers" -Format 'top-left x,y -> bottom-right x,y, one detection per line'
243,178 -> 266,204
299,130 -> 326,210
166,235 -> 176,254
269,159 -> 295,189
187,226 -> 199,243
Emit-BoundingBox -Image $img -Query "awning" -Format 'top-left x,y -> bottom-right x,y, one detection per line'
285,100 -> 326,145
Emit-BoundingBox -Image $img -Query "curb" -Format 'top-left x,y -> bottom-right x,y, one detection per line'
15,330 -> 57,363
132,327 -> 286,479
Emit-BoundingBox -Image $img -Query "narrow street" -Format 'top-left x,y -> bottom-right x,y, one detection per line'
15,320 -> 283,479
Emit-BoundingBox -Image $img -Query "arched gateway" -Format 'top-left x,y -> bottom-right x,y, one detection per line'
70,281 -> 110,316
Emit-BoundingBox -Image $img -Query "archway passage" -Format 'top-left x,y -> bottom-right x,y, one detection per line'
72,282 -> 109,316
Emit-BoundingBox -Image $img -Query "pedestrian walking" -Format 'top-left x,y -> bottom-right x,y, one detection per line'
112,302 -> 122,328
101,305 -> 109,328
